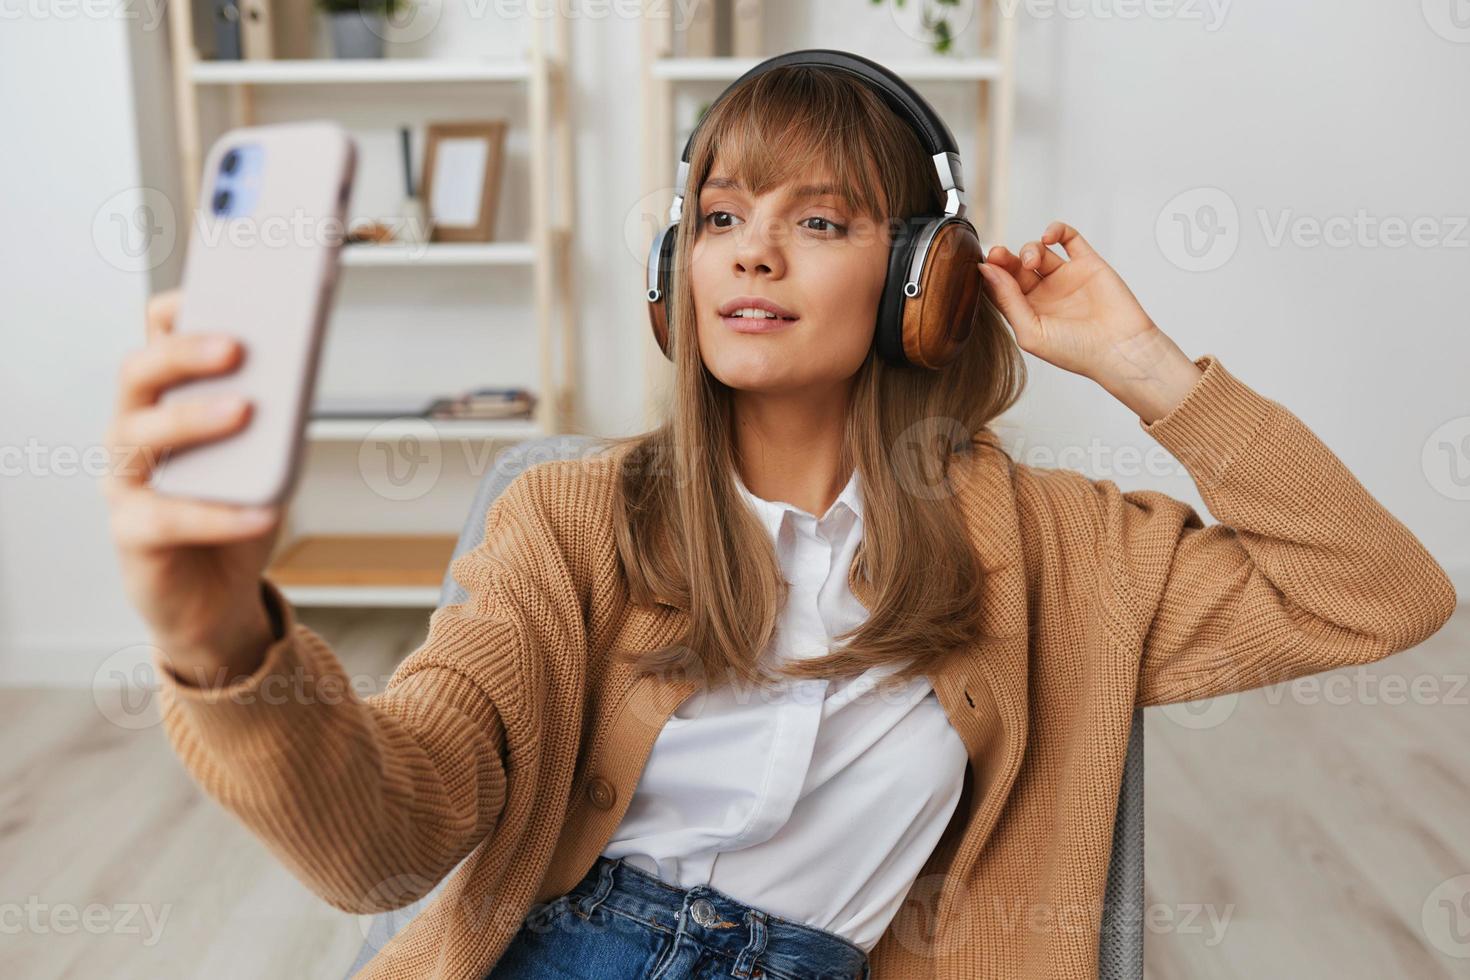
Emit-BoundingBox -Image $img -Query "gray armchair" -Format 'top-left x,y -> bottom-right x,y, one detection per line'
347,435 -> 1146,979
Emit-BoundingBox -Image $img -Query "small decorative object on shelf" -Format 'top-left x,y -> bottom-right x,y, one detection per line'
422,120 -> 508,243
345,221 -> 395,243
315,0 -> 413,59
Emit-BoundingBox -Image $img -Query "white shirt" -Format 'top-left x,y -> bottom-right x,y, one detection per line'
601,465 -> 970,953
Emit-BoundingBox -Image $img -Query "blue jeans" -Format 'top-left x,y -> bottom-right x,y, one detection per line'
486,855 -> 871,980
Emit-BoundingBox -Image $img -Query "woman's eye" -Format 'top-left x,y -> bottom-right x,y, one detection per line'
703,210 -> 739,230
801,216 -> 845,234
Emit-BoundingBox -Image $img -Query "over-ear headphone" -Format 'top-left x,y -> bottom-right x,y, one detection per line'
645,48 -> 986,371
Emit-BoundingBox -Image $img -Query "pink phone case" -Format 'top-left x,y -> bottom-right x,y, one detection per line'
150,121 -> 356,508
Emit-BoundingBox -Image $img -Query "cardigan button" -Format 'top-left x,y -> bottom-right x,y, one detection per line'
586,776 -> 616,810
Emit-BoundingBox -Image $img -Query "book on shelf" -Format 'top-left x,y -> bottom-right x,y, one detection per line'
311,388 -> 536,422
426,387 -> 536,420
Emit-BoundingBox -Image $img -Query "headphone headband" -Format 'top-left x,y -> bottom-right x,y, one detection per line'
678,49 -> 961,162
667,48 -> 968,229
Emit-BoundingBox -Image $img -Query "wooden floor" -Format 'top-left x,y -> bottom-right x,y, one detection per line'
4,605 -> 1467,979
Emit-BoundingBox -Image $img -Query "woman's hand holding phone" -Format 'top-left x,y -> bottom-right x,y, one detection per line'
103,289 -> 285,688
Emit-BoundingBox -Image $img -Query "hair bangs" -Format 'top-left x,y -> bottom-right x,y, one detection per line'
689,67 -> 894,222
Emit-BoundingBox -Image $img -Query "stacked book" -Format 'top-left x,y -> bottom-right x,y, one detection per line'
313,388 -> 536,422
426,387 -> 536,420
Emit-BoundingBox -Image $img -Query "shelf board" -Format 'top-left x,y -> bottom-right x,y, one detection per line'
268,534 -> 458,607
651,57 -> 1002,82
341,242 -> 536,267
191,58 -> 536,85
307,416 -> 542,442
278,584 -> 442,607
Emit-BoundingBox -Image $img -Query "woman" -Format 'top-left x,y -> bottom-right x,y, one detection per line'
104,60 -> 1455,980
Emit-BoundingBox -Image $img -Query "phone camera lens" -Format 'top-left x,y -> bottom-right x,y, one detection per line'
221,149 -> 240,175
212,189 -> 233,215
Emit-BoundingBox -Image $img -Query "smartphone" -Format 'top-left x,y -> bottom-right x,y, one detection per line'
149,121 -> 357,507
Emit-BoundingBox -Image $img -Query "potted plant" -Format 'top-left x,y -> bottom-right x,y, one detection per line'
315,0 -> 412,59
869,0 -> 967,55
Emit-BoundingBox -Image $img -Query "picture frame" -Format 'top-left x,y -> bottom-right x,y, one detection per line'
421,120 -> 508,243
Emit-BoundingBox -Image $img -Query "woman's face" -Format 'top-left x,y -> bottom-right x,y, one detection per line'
690,165 -> 890,395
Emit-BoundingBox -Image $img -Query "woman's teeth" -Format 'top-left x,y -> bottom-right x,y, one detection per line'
729,308 -> 791,319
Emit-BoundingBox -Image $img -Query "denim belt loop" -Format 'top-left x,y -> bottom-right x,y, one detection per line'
572,857 -> 618,919
731,907 -> 769,978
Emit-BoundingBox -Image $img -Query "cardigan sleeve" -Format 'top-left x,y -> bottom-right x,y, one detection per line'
151,469 -> 572,915
1094,354 -> 1457,708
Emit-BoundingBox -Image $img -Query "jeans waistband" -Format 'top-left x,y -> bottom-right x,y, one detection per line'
562,855 -> 870,980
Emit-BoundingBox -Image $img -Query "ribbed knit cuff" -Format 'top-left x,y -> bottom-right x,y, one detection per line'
152,577 -> 345,764
1137,354 -> 1274,487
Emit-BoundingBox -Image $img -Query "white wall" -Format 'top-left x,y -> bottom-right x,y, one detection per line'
2,1 -> 1465,685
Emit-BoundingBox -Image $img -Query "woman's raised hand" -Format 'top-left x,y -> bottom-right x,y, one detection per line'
101,289 -> 284,685
977,221 -> 1204,423
978,221 -> 1167,385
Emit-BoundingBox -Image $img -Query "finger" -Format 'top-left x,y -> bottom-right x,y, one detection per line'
109,488 -> 280,549
985,245 -> 1042,293
105,395 -> 253,490
145,289 -> 183,344
1018,239 -> 1065,277
1041,221 -> 1098,262
115,332 -> 243,416
977,261 -> 1041,344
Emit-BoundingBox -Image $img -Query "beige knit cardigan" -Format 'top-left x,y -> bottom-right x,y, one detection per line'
153,354 -> 1458,979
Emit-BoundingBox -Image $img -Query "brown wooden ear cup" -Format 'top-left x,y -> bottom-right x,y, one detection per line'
875,215 -> 983,369
648,223 -> 677,360
898,219 -> 983,369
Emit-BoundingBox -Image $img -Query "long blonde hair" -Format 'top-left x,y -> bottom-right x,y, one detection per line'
592,64 -> 1027,690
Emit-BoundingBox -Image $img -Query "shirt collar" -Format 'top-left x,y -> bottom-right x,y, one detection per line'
732,464 -> 865,538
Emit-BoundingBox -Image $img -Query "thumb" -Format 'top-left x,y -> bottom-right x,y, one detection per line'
978,262 -> 1039,343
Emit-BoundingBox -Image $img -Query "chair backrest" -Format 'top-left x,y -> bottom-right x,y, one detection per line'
350,435 -> 1145,979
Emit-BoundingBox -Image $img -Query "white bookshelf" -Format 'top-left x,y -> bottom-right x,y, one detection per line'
637,2 -> 1018,427
165,12 -> 579,607
339,241 -> 540,268
190,58 -> 542,85
306,417 -> 543,443
279,584 -> 443,608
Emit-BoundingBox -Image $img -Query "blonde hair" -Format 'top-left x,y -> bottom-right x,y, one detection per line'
592,63 -> 1027,690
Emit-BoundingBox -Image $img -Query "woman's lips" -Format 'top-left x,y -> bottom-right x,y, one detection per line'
721,314 -> 799,334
